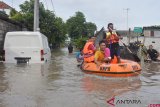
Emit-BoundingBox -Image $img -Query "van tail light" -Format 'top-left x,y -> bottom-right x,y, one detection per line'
2,50 -> 5,61
40,50 -> 44,61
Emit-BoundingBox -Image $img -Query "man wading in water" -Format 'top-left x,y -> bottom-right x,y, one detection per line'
68,43 -> 73,53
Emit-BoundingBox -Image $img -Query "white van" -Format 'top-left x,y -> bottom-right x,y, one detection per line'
3,31 -> 51,63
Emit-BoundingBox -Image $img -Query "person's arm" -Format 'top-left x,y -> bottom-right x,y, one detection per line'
88,44 -> 96,52
104,48 -> 111,62
104,48 -> 110,57
107,27 -> 114,39
94,51 -> 101,66
116,32 -> 123,39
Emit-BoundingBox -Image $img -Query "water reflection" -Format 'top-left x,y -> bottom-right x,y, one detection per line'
81,76 -> 141,99
0,63 -> 50,107
0,63 -> 8,107
0,63 -> 8,93
141,62 -> 160,84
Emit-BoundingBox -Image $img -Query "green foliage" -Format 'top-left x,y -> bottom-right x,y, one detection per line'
66,11 -> 86,39
10,0 -> 66,48
66,11 -> 97,40
10,12 -> 23,22
10,9 -> 17,17
73,37 -> 88,49
85,22 -> 97,36
9,0 -> 97,48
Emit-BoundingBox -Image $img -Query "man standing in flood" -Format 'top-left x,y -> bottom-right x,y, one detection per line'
68,43 -> 73,53
147,45 -> 159,61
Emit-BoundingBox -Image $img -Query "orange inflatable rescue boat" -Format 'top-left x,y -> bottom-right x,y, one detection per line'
81,59 -> 141,77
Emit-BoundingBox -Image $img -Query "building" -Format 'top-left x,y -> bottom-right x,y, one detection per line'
143,26 -> 160,37
0,1 -> 13,15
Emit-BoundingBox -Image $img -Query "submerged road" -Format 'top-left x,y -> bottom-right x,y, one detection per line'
0,48 -> 160,107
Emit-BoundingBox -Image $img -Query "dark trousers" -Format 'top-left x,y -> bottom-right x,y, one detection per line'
109,42 -> 120,59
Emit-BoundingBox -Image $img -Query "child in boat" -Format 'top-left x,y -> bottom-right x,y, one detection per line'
94,40 -> 111,66
76,48 -> 84,62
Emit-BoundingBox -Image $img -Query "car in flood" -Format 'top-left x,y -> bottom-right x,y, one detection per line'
3,31 -> 51,64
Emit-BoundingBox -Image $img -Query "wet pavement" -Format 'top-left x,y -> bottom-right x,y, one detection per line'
0,48 -> 160,107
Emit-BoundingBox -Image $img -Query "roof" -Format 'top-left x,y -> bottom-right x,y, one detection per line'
143,26 -> 160,30
7,31 -> 41,35
6,31 -> 47,38
0,1 -> 12,9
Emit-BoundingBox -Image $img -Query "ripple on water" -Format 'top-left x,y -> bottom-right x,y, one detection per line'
0,48 -> 160,107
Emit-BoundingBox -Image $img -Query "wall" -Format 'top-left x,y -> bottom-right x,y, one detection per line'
122,36 -> 160,52
143,29 -> 160,37
0,14 -> 23,55
154,31 -> 160,37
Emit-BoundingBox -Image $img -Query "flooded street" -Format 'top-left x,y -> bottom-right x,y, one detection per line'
0,48 -> 160,107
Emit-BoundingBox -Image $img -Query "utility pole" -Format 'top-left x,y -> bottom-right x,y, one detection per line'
124,8 -> 130,30
34,0 -> 39,31
124,8 -> 130,44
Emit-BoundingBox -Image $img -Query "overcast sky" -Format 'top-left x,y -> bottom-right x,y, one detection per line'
4,0 -> 160,30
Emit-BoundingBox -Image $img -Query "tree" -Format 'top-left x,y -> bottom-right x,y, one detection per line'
85,22 -> 97,36
73,37 -> 88,49
66,11 -> 97,49
10,9 -> 17,17
66,11 -> 97,40
66,11 -> 86,39
10,0 -> 67,48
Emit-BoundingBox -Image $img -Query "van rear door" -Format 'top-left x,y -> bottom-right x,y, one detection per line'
4,34 -> 41,63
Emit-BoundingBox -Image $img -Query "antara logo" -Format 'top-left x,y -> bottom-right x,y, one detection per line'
106,97 -> 115,106
106,97 -> 142,106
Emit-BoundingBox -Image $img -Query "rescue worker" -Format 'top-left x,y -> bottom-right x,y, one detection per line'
106,23 -> 121,63
83,36 -> 96,62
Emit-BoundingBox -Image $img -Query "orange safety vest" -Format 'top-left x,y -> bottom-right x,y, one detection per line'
83,41 -> 95,62
106,31 -> 119,44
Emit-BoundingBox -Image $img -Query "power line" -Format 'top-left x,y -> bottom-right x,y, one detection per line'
10,0 -> 13,8
43,0 -> 48,10
50,0 -> 56,14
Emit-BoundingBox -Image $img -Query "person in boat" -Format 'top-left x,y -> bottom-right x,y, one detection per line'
83,35 -> 96,62
76,48 -> 84,62
94,40 -> 111,66
147,45 -> 159,61
68,43 -> 73,53
105,23 -> 121,63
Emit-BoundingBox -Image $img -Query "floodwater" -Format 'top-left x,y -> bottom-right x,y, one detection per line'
0,48 -> 160,107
